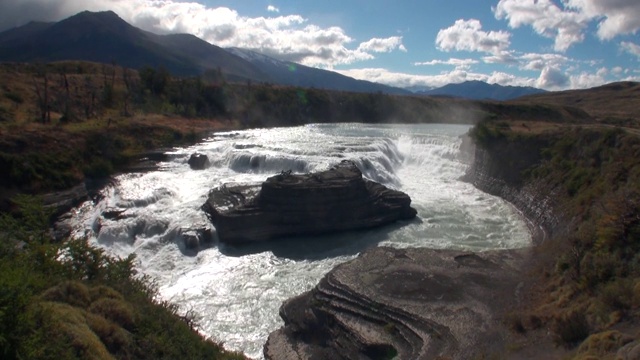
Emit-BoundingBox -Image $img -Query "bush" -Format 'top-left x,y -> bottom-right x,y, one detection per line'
83,157 -> 114,178
88,298 -> 135,330
552,311 -> 590,348
41,281 -> 91,308
599,279 -> 634,311
577,330 -> 633,358
0,195 -> 248,359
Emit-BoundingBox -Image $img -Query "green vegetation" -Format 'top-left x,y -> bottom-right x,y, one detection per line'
473,120 -> 640,358
3,60 -> 635,358
0,195 -> 246,360
0,61 -> 490,195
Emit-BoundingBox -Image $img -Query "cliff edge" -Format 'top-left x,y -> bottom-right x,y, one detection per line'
264,247 -> 530,360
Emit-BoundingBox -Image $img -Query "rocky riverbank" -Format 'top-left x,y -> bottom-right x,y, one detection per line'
264,247 -> 531,359
262,129 -> 578,359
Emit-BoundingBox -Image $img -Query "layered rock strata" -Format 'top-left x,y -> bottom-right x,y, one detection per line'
263,134 -> 563,359
460,134 -> 562,243
264,247 -> 528,360
202,160 -> 417,244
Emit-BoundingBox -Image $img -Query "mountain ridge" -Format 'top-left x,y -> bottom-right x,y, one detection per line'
0,10 -> 408,94
227,47 -> 410,95
419,80 -> 547,101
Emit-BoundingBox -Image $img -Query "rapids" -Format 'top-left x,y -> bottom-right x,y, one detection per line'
65,123 -> 531,359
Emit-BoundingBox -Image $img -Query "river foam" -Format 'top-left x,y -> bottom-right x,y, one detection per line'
65,123 -> 530,359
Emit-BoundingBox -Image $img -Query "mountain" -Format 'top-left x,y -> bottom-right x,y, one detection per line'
227,48 -> 410,95
0,10 -> 409,94
419,80 -> 547,100
0,10 -> 268,80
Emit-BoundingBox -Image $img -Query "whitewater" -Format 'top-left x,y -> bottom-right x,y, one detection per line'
65,123 -> 531,359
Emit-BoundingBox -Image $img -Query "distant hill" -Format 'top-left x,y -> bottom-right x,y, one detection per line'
227,48 -> 410,95
513,81 -> 640,124
419,80 -> 547,101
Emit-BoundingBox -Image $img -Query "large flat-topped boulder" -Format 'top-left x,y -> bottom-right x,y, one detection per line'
202,160 -> 417,244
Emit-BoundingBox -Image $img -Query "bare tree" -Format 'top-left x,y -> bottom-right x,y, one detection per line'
32,65 -> 51,123
60,69 -> 72,122
122,66 -> 133,117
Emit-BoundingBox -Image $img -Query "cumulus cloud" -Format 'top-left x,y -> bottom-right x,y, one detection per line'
536,66 -> 570,89
413,58 -> 479,69
621,41 -> 640,59
335,67 -> 536,89
494,0 -> 640,51
0,0 -> 404,68
569,71 -> 608,88
479,50 -> 572,73
436,19 -> 511,54
481,51 -> 519,65
357,36 -> 407,53
267,5 -> 280,13
565,0 -> 640,40
494,0 -> 588,52
519,53 -> 571,71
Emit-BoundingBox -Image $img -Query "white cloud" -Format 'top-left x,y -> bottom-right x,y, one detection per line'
566,0 -> 640,40
481,51 -> 519,65
621,41 -> 640,59
0,0 -> 404,68
267,5 -> 280,13
357,36 -> 407,53
536,66 -> 570,89
622,74 -> 640,82
596,67 -> 608,77
436,19 -> 511,54
335,67 -> 536,89
569,71 -> 608,89
494,0 -> 640,51
518,53 -> 571,71
413,58 -> 479,69
494,0 -> 588,52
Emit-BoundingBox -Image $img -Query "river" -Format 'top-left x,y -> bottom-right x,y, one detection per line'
65,123 -> 531,359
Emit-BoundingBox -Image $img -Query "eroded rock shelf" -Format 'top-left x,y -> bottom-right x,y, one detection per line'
264,247 -> 529,359
202,160 -> 417,244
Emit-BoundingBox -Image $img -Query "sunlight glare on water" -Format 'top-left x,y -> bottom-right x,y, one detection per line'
66,123 -> 531,359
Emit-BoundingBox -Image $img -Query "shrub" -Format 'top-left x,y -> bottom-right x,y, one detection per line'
41,281 -> 91,308
83,157 -> 114,178
4,91 -> 24,104
599,279 -> 634,311
552,311 -> 590,348
0,195 -> 248,359
577,330 -> 633,358
88,297 -> 136,330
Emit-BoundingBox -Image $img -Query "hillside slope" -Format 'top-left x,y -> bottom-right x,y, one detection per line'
0,11 -> 266,79
513,81 -> 640,126
227,48 -> 410,95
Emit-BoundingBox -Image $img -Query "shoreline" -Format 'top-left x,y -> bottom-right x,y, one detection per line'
263,129 -> 554,359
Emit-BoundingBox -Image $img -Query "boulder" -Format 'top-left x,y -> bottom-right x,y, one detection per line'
202,160 -> 417,244
188,153 -> 210,170
179,227 -> 215,251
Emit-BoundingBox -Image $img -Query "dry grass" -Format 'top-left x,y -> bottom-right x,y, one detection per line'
513,81 -> 640,126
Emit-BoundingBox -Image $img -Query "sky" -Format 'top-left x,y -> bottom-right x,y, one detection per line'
0,0 -> 639,90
